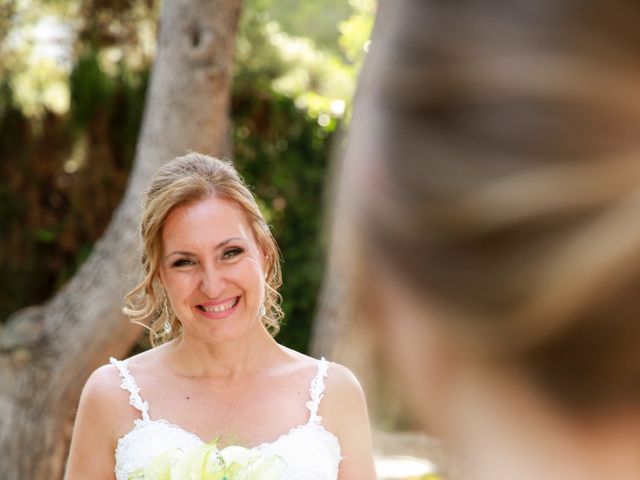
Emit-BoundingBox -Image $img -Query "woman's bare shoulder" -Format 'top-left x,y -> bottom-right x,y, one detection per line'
319,360 -> 368,428
65,361 -> 135,479
276,345 -> 363,393
68,361 -> 135,453
81,362 -> 127,408
78,358 -> 144,436
324,361 -> 366,404
320,361 -> 376,478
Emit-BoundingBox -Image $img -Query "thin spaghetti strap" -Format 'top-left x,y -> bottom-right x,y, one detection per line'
110,357 -> 150,422
305,357 -> 329,425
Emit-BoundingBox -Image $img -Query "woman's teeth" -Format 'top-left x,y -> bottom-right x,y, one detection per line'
201,297 -> 238,313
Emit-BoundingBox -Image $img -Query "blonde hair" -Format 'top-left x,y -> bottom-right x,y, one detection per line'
124,153 -> 283,346
349,0 -> 640,412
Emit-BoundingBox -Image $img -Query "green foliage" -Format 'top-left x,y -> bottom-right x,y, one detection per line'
236,1 -> 373,120
69,51 -> 114,128
248,0 -> 352,53
0,46 -> 148,322
339,0 -> 375,64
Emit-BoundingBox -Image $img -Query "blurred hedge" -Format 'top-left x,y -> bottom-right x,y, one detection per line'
0,57 -> 149,326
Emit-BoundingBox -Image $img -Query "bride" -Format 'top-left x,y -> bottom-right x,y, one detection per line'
64,153 -> 376,480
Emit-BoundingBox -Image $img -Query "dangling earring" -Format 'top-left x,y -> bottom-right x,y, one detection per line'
162,291 -> 173,335
259,274 -> 268,318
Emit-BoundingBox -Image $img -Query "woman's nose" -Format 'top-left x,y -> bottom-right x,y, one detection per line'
199,264 -> 226,298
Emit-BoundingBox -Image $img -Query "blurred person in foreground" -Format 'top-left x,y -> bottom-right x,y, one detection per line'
65,153 -> 376,480
338,1 -> 640,479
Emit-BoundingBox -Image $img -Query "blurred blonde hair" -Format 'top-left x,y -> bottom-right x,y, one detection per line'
348,0 -> 640,412
124,153 -> 283,346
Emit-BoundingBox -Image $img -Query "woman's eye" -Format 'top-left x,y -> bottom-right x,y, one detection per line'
172,258 -> 196,268
222,247 -> 243,260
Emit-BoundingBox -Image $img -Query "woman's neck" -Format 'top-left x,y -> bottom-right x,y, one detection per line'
163,323 -> 281,382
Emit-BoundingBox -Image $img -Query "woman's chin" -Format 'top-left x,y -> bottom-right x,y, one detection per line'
183,314 -> 264,345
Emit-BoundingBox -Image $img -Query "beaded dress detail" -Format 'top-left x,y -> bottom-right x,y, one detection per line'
110,357 -> 341,480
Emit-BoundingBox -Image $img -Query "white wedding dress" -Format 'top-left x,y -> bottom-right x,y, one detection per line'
110,357 -> 342,480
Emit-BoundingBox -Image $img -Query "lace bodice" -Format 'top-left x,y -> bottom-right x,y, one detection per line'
110,357 -> 342,480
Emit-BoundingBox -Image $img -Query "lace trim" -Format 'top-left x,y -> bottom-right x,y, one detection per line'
305,357 -> 329,424
118,416 -> 340,452
115,418 -> 342,480
110,357 -> 150,421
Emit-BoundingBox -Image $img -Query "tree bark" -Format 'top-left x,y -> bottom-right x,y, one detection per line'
0,1 -> 243,478
309,0 -> 394,362
309,0 -> 451,471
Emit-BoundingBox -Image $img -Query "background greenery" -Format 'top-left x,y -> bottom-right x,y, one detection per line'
0,0 -> 374,354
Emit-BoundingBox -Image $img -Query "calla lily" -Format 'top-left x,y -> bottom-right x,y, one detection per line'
128,448 -> 182,480
170,441 -> 221,480
128,440 -> 284,480
219,445 -> 254,466
214,445 -> 251,478
237,455 -> 285,480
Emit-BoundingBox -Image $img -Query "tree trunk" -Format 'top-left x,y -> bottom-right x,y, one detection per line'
309,0 -> 452,471
309,0 -> 393,362
0,1 -> 243,478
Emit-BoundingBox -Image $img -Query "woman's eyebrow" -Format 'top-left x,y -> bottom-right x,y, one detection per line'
163,250 -> 194,261
215,236 -> 245,249
163,237 -> 246,261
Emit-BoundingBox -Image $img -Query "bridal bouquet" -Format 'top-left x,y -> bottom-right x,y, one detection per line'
128,440 -> 285,480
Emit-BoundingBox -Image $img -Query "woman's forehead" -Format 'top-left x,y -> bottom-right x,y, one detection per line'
162,196 -> 254,250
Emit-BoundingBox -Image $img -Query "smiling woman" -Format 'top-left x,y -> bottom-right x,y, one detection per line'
63,153 -> 377,480
125,154 -> 284,343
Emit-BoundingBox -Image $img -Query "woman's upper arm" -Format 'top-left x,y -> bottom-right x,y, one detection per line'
322,363 -> 377,480
64,364 -> 124,480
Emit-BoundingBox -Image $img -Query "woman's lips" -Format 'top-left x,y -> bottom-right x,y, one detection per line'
196,296 -> 240,319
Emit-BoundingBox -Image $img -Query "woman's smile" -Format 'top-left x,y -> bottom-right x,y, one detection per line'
195,296 -> 241,319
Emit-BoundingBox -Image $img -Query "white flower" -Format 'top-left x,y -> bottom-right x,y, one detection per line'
128,440 -> 285,480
